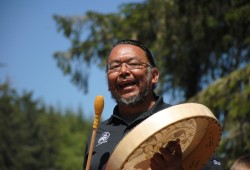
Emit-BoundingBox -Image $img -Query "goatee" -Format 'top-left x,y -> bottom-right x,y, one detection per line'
108,69 -> 152,106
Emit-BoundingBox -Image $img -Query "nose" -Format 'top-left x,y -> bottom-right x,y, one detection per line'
119,63 -> 130,77
120,63 -> 129,72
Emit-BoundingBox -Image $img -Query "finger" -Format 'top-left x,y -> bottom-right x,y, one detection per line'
160,140 -> 181,160
159,147 -> 172,161
166,140 -> 179,153
173,141 -> 183,158
165,140 -> 178,155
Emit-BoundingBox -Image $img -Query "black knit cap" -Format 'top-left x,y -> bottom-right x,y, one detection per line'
111,39 -> 156,67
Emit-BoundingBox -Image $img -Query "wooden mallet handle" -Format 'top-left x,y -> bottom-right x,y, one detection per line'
86,96 -> 104,170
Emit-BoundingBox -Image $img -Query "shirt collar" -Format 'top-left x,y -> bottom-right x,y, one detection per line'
106,96 -> 166,125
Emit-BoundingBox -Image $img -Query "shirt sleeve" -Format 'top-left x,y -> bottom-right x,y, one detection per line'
83,143 -> 89,169
83,132 -> 91,170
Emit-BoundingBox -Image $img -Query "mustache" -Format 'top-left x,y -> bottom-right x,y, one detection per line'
116,79 -> 138,88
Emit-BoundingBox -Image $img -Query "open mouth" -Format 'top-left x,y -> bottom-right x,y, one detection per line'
118,81 -> 137,89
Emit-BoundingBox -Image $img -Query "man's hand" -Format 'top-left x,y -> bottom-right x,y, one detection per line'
150,139 -> 183,170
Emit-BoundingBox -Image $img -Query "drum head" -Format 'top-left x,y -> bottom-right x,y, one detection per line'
106,103 -> 222,170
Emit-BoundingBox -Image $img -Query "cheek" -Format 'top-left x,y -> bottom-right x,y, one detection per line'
107,74 -> 117,89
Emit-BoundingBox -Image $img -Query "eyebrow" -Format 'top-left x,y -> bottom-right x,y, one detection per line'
108,57 -> 141,64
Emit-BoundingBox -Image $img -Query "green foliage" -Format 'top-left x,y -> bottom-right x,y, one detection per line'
188,64 -> 250,169
0,83 -> 92,170
53,0 -> 250,99
53,0 -> 250,168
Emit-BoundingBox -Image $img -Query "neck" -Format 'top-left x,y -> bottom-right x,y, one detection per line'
118,94 -> 157,118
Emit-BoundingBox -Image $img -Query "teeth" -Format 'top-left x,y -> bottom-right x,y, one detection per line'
120,82 -> 135,88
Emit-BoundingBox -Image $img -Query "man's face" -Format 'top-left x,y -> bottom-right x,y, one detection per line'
107,44 -> 158,105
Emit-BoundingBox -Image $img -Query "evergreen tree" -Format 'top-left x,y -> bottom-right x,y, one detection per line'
189,64 -> 250,169
53,0 -> 250,99
0,82 -> 92,170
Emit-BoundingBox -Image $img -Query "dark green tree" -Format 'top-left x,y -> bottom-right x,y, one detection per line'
0,83 -> 61,169
55,108 -> 92,170
53,0 -> 250,99
188,64 -> 250,169
0,82 -> 92,170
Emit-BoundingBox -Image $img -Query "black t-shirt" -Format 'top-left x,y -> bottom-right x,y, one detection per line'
83,97 -> 223,170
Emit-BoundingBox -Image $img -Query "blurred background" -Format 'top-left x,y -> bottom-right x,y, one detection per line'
1,0 -> 249,169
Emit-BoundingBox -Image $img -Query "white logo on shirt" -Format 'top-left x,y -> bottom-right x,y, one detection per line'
213,159 -> 221,165
97,132 -> 110,146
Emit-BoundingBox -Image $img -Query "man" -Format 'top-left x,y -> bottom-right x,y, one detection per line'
83,39 -> 223,170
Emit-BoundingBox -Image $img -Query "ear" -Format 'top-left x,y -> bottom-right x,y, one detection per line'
151,67 -> 159,85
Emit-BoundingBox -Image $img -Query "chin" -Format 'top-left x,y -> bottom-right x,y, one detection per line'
111,87 -> 149,105
119,93 -> 145,105
121,92 -> 138,99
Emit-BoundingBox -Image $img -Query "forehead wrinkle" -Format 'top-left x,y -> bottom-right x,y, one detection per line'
108,56 -> 141,64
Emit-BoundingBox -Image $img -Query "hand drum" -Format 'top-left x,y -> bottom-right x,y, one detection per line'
106,103 -> 222,170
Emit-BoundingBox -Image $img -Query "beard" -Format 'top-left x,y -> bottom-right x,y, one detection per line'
108,68 -> 153,106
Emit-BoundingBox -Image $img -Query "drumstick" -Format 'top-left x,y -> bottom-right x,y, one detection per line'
86,96 -> 104,170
